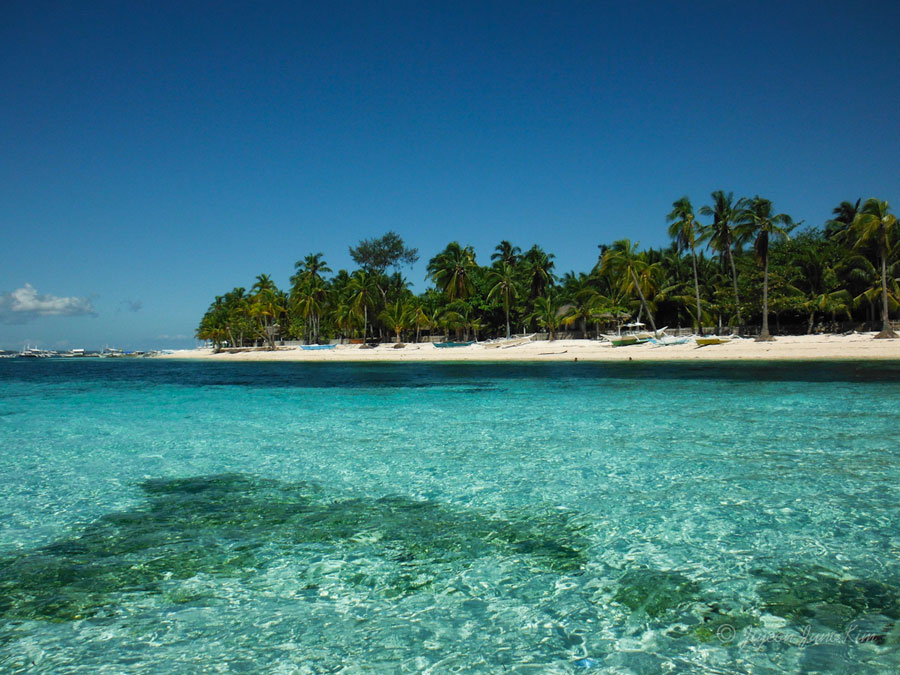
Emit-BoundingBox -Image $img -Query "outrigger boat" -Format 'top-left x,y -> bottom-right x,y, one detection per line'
301,344 -> 336,350
433,341 -> 475,348
602,322 -> 668,347
482,334 -> 535,349
695,336 -> 732,346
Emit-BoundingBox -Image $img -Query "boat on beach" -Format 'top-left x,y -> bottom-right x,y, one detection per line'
695,336 -> 732,346
650,335 -> 691,346
433,341 -> 476,348
482,334 -> 535,349
300,344 -> 336,350
602,322 -> 668,346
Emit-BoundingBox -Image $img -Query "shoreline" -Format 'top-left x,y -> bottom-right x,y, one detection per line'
155,333 -> 900,363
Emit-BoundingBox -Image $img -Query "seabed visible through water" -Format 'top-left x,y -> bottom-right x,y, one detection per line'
1,360 -> 899,672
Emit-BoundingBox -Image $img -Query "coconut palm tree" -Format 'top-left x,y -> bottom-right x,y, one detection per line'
667,196 -> 704,334
523,245 -> 556,300
346,271 -> 377,342
292,253 -> 331,285
699,190 -> 745,326
427,242 -> 478,301
600,239 -> 660,332
736,197 -> 795,340
486,261 -> 519,338
491,240 -> 521,266
824,199 -> 861,241
529,294 -> 563,340
378,300 -> 413,342
852,199 -> 898,337
292,278 -> 328,343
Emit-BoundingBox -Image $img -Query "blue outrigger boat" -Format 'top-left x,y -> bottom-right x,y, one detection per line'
300,344 -> 337,350
433,341 -> 475,348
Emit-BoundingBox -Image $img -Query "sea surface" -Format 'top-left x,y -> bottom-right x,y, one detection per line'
1,359 -> 899,673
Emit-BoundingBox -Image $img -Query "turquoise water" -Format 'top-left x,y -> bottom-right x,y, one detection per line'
1,360 -> 900,673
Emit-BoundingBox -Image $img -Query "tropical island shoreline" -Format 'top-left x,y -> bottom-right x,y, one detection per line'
156,333 -> 900,363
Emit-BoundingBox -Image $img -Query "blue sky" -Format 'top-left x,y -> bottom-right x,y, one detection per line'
2,0 -> 898,350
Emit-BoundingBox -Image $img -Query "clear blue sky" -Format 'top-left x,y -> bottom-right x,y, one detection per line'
2,0 -> 898,350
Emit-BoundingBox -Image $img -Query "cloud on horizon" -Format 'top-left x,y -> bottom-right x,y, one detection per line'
0,284 -> 97,324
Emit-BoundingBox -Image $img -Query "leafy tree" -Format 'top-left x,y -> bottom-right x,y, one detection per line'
349,231 -> 419,275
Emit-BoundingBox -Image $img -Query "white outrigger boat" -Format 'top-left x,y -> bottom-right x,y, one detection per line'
482,334 -> 536,349
602,322 -> 667,347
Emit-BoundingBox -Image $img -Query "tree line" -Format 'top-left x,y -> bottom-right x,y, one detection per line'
196,195 -> 898,348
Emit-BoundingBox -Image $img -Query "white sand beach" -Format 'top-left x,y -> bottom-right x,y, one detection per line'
156,333 -> 900,362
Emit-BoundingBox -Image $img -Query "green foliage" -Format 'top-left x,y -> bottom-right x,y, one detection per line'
349,231 -> 419,275
198,194 -> 898,344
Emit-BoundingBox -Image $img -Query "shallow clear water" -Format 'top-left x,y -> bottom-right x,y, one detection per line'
1,360 -> 900,673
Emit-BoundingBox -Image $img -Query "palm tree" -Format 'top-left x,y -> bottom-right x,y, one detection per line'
346,271 -> 377,342
491,240 -> 521,266
529,294 -> 563,340
736,197 -> 795,340
292,278 -> 328,343
824,199 -> 861,241
699,190 -> 744,326
852,199 -> 898,337
331,300 -> 362,342
486,261 -> 519,337
442,301 -> 479,341
523,245 -> 556,300
427,242 -> 478,301
561,286 -> 604,337
600,239 -> 660,332
249,277 -> 285,350
378,300 -> 413,342
292,253 -> 331,285
409,301 -> 430,343
667,196 -> 704,334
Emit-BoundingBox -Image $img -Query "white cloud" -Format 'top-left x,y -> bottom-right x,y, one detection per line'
0,283 -> 97,324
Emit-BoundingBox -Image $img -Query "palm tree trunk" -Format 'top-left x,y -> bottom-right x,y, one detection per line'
876,250 -> 897,337
728,248 -> 743,326
758,253 -> 773,340
630,268 -> 657,332
690,245 -> 703,336
881,252 -> 890,332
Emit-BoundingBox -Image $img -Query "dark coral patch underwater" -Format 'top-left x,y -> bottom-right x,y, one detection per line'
0,473 -> 589,622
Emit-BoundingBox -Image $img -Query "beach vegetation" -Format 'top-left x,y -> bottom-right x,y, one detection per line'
196,194 -> 899,345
